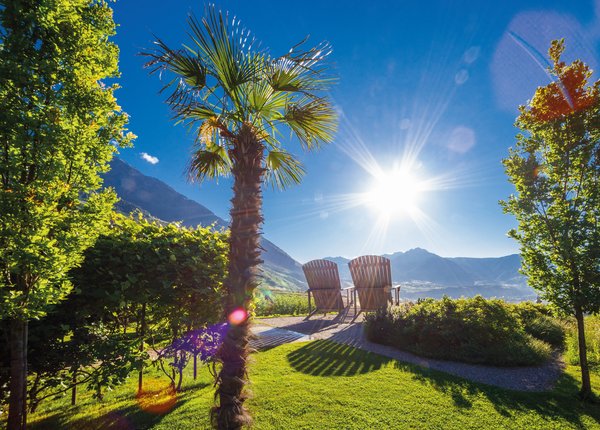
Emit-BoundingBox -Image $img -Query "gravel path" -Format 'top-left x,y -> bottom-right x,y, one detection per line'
252,314 -> 564,392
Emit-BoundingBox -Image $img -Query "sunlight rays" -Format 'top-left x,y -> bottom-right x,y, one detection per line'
266,29 -> 483,256
329,108 -> 475,253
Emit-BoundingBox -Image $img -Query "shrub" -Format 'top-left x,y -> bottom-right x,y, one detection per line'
509,302 -> 565,348
564,315 -> 600,369
522,315 -> 565,349
254,291 -> 309,317
364,296 -> 553,366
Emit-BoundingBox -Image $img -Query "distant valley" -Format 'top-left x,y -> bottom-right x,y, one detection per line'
103,158 -> 536,301
326,249 -> 535,302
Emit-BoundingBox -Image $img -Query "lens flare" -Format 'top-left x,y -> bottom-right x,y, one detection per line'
228,307 -> 248,325
136,378 -> 177,415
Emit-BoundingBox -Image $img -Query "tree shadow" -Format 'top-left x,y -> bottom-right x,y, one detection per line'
286,339 -> 392,377
278,318 -> 340,335
393,360 -> 599,427
29,382 -> 210,430
250,328 -> 306,352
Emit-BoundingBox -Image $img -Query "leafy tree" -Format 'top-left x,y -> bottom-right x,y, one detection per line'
0,213 -> 228,412
70,213 -> 227,395
0,0 -> 134,427
502,39 -> 600,400
145,5 -> 337,428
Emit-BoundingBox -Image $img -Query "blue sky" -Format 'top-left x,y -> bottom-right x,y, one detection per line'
110,0 -> 599,263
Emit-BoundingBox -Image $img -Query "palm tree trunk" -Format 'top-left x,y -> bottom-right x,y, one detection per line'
8,317 -> 28,430
213,126 -> 264,430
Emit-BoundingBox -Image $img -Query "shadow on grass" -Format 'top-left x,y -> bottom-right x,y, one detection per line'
286,339 -> 392,377
30,382 -> 210,430
251,328 -> 306,352
393,360 -> 600,427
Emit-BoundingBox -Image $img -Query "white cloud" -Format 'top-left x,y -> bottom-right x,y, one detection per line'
140,152 -> 159,165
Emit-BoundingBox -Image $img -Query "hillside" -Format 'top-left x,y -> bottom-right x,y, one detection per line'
103,158 -> 307,291
323,249 -> 533,301
103,158 -> 531,299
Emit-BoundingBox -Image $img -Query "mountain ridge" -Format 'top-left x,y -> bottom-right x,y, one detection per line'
103,158 -> 307,291
103,158 -> 530,299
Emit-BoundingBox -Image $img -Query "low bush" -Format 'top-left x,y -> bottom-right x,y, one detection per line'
564,315 -> 600,369
510,302 -> 565,348
254,291 -> 309,317
364,296 -> 554,366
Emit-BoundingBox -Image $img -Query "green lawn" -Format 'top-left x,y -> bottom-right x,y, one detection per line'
24,340 -> 600,429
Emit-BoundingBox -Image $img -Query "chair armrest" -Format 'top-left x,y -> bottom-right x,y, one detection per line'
391,284 -> 402,290
342,286 -> 355,291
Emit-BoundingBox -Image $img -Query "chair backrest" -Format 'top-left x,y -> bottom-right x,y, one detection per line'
348,255 -> 392,311
302,259 -> 341,290
348,255 -> 391,289
302,259 -> 343,312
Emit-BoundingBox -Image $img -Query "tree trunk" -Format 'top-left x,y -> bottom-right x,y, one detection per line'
574,304 -> 592,400
176,351 -> 184,392
194,352 -> 198,380
138,302 -> 146,395
8,317 -> 28,430
71,369 -> 77,406
28,373 -> 40,414
213,126 -> 264,430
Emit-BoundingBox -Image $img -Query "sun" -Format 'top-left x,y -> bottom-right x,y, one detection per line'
362,167 -> 423,216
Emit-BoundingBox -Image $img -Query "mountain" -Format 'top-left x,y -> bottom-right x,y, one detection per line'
102,158 -> 531,299
449,254 -> 524,285
388,248 -> 475,286
103,158 -> 307,291
323,249 -> 532,301
325,249 -> 524,287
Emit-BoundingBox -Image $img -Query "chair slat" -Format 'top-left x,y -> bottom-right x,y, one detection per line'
348,255 -> 393,311
302,259 -> 343,312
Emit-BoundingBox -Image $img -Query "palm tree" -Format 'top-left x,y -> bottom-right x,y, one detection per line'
145,6 -> 337,429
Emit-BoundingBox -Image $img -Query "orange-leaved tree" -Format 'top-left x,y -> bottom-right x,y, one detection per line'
502,39 -> 600,401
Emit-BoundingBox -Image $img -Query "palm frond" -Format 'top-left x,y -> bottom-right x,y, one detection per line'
143,38 -> 207,107
242,79 -> 288,119
187,144 -> 232,182
186,7 -> 265,107
269,40 -> 335,93
199,117 -> 222,146
264,149 -> 305,190
283,97 -> 338,149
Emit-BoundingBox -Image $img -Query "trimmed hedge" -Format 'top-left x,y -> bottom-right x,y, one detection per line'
364,296 -> 558,366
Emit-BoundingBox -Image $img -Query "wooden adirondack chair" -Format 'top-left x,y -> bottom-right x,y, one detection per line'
302,259 -> 348,315
348,255 -> 401,312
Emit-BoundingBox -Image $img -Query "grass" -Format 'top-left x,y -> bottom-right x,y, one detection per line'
564,315 -> 600,369
20,340 -> 600,429
254,291 -> 309,317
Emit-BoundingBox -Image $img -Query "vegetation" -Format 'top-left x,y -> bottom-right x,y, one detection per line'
0,1 -> 134,427
501,39 -> 600,399
254,291 -> 309,317
510,301 -> 565,348
565,316 -> 600,369
364,297 -> 558,366
6,341 -> 598,430
144,5 -> 337,427
0,214 -> 228,419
